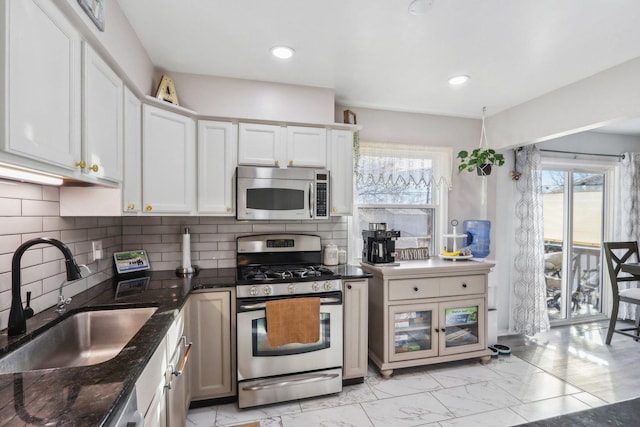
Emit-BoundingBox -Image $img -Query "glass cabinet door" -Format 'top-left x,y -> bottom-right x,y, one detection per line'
388,303 -> 438,361
439,298 -> 485,356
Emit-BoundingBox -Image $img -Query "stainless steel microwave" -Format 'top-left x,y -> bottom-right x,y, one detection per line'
236,166 -> 330,220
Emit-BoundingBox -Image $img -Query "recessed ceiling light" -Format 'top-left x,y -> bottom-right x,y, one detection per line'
271,46 -> 295,59
448,75 -> 470,86
409,0 -> 435,15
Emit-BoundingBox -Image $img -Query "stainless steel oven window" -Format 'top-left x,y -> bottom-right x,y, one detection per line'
252,313 -> 330,356
247,188 -> 305,211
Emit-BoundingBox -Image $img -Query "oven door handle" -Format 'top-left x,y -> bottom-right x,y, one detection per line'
242,372 -> 340,391
239,296 -> 341,311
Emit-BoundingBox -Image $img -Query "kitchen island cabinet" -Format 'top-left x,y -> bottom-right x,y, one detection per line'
189,289 -> 236,402
362,259 -> 494,378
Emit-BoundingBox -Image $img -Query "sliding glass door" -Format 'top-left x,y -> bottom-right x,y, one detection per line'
542,165 -> 606,323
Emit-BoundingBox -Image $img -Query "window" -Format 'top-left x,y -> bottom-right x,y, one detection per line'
350,141 -> 451,261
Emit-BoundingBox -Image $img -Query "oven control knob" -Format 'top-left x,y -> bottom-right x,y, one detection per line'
250,286 -> 258,296
263,285 -> 272,296
324,281 -> 333,291
288,284 -> 296,294
312,282 -> 321,292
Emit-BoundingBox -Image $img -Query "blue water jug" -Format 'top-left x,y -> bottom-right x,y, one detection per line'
463,220 -> 490,258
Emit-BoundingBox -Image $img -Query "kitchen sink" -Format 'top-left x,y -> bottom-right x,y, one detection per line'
0,307 -> 157,374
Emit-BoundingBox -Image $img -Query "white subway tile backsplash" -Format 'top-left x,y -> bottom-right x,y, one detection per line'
0,198 -> 21,216
0,180 -> 42,200
21,200 -> 59,217
285,223 -> 320,232
60,229 -> 89,243
43,216 -> 76,232
252,224 -> 286,233
41,185 -> 59,202
0,217 -> 43,236
0,235 -> 22,255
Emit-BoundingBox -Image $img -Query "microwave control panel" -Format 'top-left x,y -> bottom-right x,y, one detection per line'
315,171 -> 329,219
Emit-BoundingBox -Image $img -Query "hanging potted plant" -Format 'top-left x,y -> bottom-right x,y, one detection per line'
457,148 -> 505,176
456,106 -> 505,176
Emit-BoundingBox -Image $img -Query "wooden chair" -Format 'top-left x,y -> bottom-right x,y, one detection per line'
602,241 -> 640,344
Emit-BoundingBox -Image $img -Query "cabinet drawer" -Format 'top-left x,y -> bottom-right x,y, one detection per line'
389,278 -> 440,300
440,275 -> 485,296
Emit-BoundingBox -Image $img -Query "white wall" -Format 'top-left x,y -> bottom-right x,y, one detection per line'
488,57 -> 640,149
161,72 -> 336,124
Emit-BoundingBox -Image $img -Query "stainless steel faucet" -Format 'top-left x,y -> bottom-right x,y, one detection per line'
9,238 -> 83,336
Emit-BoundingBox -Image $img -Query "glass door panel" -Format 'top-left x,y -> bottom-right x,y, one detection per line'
439,299 -> 485,355
388,304 -> 438,361
542,168 -> 604,323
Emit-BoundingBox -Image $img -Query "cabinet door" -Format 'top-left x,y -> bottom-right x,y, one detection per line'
198,120 -> 237,215
189,291 -> 235,400
438,298 -> 486,356
238,123 -> 282,167
286,126 -> 327,168
343,279 -> 368,380
388,303 -> 439,362
137,335 -> 168,423
328,129 -> 354,216
5,0 -> 81,170
82,43 -> 123,182
142,105 -> 195,214
123,87 -> 142,213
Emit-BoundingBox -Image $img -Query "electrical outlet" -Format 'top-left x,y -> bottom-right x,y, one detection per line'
91,240 -> 103,262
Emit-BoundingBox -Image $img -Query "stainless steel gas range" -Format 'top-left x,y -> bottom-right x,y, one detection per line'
235,234 -> 343,408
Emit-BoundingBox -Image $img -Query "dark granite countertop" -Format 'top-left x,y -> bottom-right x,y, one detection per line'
0,265 -> 370,426
0,268 -> 235,427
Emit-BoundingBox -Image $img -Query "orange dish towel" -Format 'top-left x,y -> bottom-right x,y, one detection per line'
265,297 -> 321,347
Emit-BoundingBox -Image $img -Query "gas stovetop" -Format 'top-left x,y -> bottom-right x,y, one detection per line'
238,264 -> 338,283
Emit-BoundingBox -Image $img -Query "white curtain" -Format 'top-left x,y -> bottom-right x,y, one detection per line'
511,146 -> 550,335
611,152 -> 640,320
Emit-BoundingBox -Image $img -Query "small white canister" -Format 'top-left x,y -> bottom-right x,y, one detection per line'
338,249 -> 347,264
323,243 -> 339,266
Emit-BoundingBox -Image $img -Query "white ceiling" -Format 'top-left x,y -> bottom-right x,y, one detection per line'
117,0 -> 640,120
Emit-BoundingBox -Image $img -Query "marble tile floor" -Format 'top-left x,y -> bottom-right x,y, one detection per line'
186,354 -> 616,427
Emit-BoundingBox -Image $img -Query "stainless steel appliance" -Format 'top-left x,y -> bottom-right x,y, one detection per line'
362,223 -> 401,265
236,234 -> 343,408
236,166 -> 330,221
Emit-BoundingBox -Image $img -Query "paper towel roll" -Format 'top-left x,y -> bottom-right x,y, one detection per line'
182,228 -> 192,269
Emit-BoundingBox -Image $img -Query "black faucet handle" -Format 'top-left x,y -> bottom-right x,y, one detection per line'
24,291 -> 34,319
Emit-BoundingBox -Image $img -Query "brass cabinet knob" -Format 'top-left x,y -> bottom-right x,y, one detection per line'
75,160 -> 86,169
145,205 -> 153,211
274,160 -> 280,167
127,203 -> 135,210
88,164 -> 99,172
288,160 -> 293,166
226,207 -> 231,212
332,207 -> 337,212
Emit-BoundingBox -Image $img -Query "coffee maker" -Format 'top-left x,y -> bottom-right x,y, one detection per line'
362,223 -> 401,265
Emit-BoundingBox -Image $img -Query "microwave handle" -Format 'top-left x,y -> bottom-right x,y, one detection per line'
309,182 -> 314,218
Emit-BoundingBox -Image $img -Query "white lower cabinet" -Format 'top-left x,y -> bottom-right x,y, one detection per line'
142,105 -> 196,214
343,279 -> 368,380
189,290 -> 236,401
136,307 -> 190,427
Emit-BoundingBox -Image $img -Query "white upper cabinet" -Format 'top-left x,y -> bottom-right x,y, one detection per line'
82,43 -> 123,183
286,126 -> 327,168
328,129 -> 354,216
142,105 -> 196,214
198,120 -> 238,215
123,86 -> 142,213
238,123 -> 282,167
2,0 -> 81,171
238,123 -> 327,168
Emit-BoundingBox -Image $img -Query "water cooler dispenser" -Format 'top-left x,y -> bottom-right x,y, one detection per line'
463,220 -> 490,258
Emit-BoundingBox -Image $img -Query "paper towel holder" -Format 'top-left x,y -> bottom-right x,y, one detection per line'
176,265 -> 199,277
